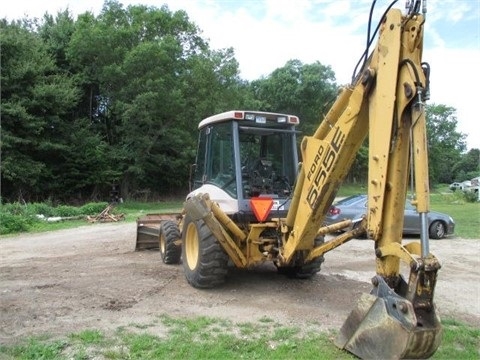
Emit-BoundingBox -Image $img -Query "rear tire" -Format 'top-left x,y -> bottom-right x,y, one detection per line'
182,215 -> 228,288
277,236 -> 325,279
159,220 -> 181,264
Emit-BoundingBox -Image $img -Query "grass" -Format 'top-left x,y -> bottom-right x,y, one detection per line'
0,200 -> 184,236
1,184 -> 478,238
116,200 -> 184,222
430,193 -> 480,238
0,315 -> 477,359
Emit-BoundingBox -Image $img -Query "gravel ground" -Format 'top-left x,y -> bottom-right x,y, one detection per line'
1,222 -> 479,345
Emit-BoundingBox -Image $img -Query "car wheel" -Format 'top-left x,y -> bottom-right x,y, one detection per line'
429,220 -> 446,239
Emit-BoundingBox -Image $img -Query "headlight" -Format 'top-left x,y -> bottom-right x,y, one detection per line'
255,116 -> 266,124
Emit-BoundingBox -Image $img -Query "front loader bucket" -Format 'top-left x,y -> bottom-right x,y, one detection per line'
135,213 -> 181,250
335,276 -> 442,359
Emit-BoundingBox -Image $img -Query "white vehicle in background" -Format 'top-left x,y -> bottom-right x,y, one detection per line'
467,177 -> 479,200
461,180 -> 472,190
461,178 -> 479,193
469,177 -> 479,190
449,182 -> 462,191
449,180 -> 473,192
450,177 -> 480,201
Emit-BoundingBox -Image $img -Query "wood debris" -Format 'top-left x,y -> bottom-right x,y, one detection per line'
87,204 -> 125,223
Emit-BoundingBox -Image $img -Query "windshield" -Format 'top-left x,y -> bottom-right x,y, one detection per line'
239,126 -> 296,198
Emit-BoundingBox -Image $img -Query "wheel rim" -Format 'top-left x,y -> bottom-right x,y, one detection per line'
436,223 -> 445,238
185,222 -> 199,270
159,233 -> 166,255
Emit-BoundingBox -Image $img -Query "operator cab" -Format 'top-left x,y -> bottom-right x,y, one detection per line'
189,110 -> 300,220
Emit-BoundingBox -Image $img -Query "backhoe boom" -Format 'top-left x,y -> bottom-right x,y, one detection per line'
281,4 -> 442,358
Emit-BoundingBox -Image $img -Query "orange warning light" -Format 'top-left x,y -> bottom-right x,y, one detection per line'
249,197 -> 273,222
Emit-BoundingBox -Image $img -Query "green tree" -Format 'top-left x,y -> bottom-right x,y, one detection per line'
0,19 -> 83,201
39,10 -> 77,72
425,104 -> 467,184
6,1 -> 471,203
65,1 -> 244,198
452,148 -> 480,182
182,47 -> 245,118
2,1 -> 248,202
248,59 -> 338,135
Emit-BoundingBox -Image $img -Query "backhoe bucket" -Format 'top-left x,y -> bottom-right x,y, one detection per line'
335,276 -> 442,359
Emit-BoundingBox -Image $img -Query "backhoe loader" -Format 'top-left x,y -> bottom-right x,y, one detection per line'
136,0 -> 442,358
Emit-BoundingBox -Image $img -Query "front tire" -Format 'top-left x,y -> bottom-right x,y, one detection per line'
277,236 -> 325,279
159,220 -> 181,264
429,220 -> 446,239
182,215 -> 228,288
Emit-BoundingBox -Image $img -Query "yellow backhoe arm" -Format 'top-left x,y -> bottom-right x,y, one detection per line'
284,5 -> 442,359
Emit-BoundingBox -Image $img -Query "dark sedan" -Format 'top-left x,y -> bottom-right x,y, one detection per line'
325,194 -> 455,239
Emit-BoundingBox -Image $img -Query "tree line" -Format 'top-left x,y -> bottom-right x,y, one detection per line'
1,0 -> 478,204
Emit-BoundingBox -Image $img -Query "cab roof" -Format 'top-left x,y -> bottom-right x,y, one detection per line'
198,110 -> 300,129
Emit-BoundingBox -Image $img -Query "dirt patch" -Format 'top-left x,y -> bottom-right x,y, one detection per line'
1,222 -> 479,344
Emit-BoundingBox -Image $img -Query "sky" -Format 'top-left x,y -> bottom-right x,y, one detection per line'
2,0 -> 479,150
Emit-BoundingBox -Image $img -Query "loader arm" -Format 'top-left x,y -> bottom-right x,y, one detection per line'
284,3 -> 442,358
